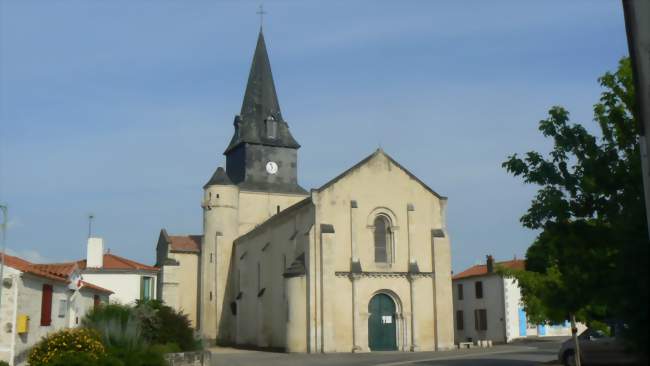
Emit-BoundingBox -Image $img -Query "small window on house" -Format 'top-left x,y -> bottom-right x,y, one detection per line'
475,281 -> 483,299
58,299 -> 67,318
140,277 -> 154,300
458,283 -> 464,300
210,253 -> 213,263
456,310 -> 464,330
216,194 -> 220,199
210,291 -> 213,301
373,216 -> 392,263
40,284 -> 53,326
474,309 -> 487,331
276,205 -> 280,214
93,295 -> 100,309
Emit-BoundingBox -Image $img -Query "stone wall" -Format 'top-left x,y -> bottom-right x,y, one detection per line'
164,351 -> 212,366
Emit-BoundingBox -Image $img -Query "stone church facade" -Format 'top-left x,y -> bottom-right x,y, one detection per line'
155,30 -> 454,352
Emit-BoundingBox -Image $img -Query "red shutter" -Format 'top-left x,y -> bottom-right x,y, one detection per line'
40,284 -> 53,326
93,295 -> 100,309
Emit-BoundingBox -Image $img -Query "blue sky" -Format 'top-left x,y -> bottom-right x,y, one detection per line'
0,1 -> 629,272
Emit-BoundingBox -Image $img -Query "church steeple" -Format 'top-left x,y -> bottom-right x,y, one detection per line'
240,30 -> 282,124
222,30 -> 306,194
224,30 -> 300,155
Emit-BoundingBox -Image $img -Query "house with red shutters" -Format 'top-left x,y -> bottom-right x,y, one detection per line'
0,253 -> 112,366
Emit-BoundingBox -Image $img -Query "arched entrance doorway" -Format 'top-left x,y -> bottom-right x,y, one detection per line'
368,293 -> 397,351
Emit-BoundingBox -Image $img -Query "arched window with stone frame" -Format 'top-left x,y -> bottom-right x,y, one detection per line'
373,215 -> 394,263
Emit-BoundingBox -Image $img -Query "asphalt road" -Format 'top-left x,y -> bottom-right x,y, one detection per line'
211,337 -> 567,366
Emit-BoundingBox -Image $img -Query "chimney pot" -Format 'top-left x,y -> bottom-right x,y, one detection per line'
486,255 -> 495,273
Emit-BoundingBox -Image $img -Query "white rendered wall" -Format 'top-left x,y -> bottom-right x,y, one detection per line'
81,273 -> 156,305
503,277 -> 523,342
12,276 -> 71,366
0,267 -> 20,365
452,274 -> 507,344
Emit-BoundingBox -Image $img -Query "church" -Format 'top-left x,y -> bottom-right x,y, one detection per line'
155,29 -> 455,353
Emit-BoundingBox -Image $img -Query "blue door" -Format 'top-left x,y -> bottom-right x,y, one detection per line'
518,308 -> 527,337
538,324 -> 547,336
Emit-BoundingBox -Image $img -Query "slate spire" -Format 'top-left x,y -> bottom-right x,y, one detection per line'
224,30 -> 300,154
240,30 -> 282,122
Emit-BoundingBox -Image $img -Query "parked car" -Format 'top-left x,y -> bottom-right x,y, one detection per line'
558,326 -> 640,365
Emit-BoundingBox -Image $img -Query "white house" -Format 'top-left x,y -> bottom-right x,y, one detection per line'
452,255 -> 578,345
75,237 -> 159,305
0,253 -> 112,366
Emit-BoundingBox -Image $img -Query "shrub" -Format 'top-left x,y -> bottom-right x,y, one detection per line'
0,361 -> 10,366
81,303 -> 168,366
82,303 -> 145,352
43,352 -> 123,366
136,300 -> 201,351
28,328 -> 105,366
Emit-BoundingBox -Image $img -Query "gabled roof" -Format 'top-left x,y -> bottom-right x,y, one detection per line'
80,281 -> 114,294
453,259 -> 525,280
32,262 -> 78,279
77,253 -> 159,272
316,149 -> 446,199
224,30 -> 300,154
168,235 -> 201,253
3,253 -> 114,295
2,253 -> 69,283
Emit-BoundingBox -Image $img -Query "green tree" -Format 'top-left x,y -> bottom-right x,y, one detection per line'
502,57 -> 648,353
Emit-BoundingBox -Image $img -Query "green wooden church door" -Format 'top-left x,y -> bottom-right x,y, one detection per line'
368,293 -> 397,351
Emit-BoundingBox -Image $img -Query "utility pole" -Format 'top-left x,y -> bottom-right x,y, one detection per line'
0,204 -> 8,318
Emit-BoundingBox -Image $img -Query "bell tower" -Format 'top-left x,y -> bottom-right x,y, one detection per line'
224,30 -> 306,194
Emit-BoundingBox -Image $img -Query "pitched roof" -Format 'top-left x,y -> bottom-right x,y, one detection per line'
204,167 -> 233,188
168,235 -> 202,253
2,253 -> 69,283
317,149 -> 445,199
77,253 -> 159,272
80,281 -> 113,294
453,259 -> 525,280
224,30 -> 300,154
3,253 -> 115,295
32,262 -> 77,279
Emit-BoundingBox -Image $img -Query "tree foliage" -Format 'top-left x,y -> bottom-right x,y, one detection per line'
502,57 -> 648,352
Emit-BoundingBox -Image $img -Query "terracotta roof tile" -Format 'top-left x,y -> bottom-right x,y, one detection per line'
168,235 -> 201,253
2,253 -> 69,283
80,281 -> 114,294
453,259 -> 525,280
32,262 -> 77,279
77,253 -> 158,272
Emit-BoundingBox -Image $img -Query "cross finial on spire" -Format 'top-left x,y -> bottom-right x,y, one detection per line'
257,4 -> 267,31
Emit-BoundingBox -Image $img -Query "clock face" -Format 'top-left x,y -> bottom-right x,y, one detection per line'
266,161 -> 278,174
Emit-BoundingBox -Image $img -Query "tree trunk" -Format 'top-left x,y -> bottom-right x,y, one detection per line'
570,313 -> 582,366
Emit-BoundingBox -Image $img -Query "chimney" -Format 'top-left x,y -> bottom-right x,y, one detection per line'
486,255 -> 494,273
87,237 -> 104,268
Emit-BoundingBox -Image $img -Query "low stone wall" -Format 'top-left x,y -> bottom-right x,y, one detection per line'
164,350 -> 212,366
